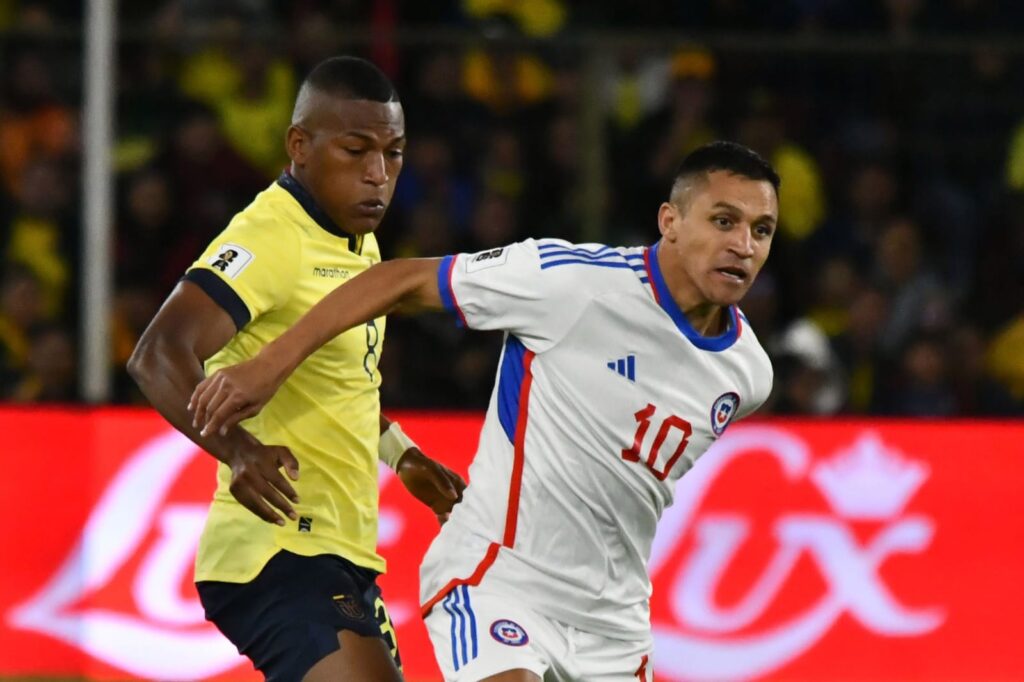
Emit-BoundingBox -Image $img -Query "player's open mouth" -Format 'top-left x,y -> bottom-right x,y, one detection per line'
715,267 -> 747,283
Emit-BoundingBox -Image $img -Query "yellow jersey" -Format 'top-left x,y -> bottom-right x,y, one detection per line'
185,172 -> 386,583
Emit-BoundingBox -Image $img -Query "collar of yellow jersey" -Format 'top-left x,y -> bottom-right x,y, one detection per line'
277,170 -> 363,254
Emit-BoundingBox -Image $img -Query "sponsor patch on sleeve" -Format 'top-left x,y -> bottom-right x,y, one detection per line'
206,243 -> 254,279
465,247 -> 508,273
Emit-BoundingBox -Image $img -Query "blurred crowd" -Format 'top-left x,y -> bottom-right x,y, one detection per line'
0,0 -> 1023,416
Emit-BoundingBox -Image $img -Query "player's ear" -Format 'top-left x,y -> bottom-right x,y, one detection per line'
286,125 -> 310,165
657,201 -> 679,242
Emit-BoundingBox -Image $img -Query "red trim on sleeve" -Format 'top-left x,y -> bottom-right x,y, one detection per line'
420,350 -> 536,617
447,255 -> 469,327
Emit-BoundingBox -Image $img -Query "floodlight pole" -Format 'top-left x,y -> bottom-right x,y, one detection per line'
81,0 -> 116,402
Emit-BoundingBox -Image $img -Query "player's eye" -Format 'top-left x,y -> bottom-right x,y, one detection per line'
387,149 -> 404,160
344,147 -> 366,156
713,215 -> 733,229
756,224 -> 774,237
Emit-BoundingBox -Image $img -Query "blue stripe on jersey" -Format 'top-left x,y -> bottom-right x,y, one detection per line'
537,242 -> 616,256
538,246 -> 644,262
647,240 -> 740,352
497,335 -> 527,443
462,585 -> 479,660
540,258 -> 645,271
436,254 -> 460,324
442,591 -> 461,670
627,354 -> 635,381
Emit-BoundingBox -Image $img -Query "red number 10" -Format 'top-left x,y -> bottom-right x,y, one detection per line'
621,403 -> 692,481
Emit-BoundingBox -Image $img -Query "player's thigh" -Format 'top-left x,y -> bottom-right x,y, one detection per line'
574,629 -> 653,682
423,585 -> 555,681
302,629 -> 401,682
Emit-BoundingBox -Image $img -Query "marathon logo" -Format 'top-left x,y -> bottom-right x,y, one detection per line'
313,266 -> 350,279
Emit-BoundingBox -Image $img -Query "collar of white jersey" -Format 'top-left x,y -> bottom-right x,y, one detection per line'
645,240 -> 742,352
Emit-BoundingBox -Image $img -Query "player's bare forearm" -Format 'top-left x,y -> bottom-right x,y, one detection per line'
132,281 -> 301,525
379,413 -> 466,525
188,259 -> 443,437
260,258 -> 444,383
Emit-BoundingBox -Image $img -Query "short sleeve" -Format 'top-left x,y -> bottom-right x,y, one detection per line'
184,219 -> 299,330
437,239 -> 592,351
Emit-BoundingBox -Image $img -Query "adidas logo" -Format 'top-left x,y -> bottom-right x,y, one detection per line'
607,354 -> 636,382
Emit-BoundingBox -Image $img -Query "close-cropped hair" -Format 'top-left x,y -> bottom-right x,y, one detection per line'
302,56 -> 399,103
671,141 -> 780,203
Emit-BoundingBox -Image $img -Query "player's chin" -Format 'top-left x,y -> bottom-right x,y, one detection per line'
345,214 -> 386,235
706,280 -> 750,307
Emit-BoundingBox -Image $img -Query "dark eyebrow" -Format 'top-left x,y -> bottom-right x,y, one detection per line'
711,201 -> 776,225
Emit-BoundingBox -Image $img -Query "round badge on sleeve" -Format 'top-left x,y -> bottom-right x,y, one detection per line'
490,619 -> 529,646
710,392 -> 740,436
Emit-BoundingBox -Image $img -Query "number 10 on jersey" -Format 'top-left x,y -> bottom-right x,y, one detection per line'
621,404 -> 693,481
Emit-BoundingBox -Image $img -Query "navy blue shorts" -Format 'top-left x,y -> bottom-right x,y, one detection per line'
197,550 -> 401,681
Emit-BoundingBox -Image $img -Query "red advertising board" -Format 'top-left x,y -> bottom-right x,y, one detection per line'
0,408 -> 1022,680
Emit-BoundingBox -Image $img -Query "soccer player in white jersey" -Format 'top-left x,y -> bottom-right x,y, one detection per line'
189,141 -> 780,681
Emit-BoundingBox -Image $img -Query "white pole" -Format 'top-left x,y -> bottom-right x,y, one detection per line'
81,0 -> 116,402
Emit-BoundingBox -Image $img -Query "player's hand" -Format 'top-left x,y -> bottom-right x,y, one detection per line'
189,356 -> 281,437
227,436 -> 301,526
395,448 -> 466,525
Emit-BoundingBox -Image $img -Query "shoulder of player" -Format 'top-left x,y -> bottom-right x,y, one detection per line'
209,190 -> 303,265
525,238 -> 649,291
235,182 -> 312,234
732,310 -> 775,394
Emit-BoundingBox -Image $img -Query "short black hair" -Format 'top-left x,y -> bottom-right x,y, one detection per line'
672,141 -> 780,200
302,56 -> 399,103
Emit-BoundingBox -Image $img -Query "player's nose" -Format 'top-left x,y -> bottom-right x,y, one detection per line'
729,225 -> 755,257
363,152 -> 388,186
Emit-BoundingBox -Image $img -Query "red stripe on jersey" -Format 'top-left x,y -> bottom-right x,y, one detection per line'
736,309 -> 744,338
421,349 -> 536,617
447,255 -> 469,327
643,248 -> 660,302
503,350 -> 534,546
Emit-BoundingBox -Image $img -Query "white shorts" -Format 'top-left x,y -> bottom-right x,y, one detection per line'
423,585 -> 654,682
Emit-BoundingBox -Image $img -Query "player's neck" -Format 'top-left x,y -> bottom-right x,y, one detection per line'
656,246 -> 729,336
682,302 -> 727,336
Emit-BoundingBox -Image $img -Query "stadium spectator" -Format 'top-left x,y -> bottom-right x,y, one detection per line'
0,47 -> 75,197
1,7 -> 1022,417
0,157 -> 75,319
0,264 -> 45,394
881,333 -> 957,417
4,322 -> 77,403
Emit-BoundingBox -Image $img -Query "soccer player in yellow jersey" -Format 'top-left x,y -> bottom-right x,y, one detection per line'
129,57 -> 463,681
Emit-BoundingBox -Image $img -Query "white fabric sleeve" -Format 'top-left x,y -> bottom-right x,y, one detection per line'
436,239 -> 588,352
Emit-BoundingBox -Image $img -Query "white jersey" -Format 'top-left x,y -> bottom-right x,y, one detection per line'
419,238 -> 773,640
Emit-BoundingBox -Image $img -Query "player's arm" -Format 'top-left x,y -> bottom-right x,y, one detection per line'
189,258 -> 442,436
379,413 -> 466,525
128,281 -> 301,525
